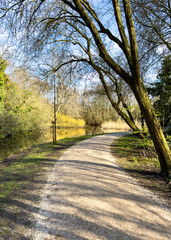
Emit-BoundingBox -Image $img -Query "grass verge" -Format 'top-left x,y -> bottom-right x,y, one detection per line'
111,134 -> 171,206
0,135 -> 94,202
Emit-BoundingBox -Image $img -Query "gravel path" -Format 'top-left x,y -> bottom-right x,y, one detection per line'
29,132 -> 170,240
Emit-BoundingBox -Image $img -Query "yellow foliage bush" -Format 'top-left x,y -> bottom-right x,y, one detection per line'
56,114 -> 85,128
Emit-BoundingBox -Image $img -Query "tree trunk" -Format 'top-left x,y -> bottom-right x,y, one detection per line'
67,0 -> 171,179
133,82 -> 171,178
97,69 -> 144,139
141,111 -> 144,131
122,0 -> 171,178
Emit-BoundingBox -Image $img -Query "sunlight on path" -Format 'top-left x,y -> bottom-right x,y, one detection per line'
30,133 -> 171,240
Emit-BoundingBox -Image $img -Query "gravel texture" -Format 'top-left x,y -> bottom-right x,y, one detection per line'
26,132 -> 170,240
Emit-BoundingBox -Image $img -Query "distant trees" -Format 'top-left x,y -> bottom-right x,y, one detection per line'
62,90 -> 84,119
50,72 -> 83,142
82,85 -> 118,125
0,62 -> 52,142
0,58 -> 86,150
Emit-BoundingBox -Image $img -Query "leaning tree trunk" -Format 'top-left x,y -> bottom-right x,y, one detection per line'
133,81 -> 171,178
99,72 -> 144,139
70,0 -> 171,179
122,0 -> 171,178
89,59 -> 144,139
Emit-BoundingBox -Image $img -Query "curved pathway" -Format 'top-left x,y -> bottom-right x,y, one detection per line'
31,132 -> 171,240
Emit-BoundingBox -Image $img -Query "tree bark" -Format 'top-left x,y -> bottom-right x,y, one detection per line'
122,0 -> 171,178
133,81 -> 171,178
93,63 -> 144,139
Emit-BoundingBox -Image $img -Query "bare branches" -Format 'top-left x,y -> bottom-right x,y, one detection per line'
28,0 -> 46,26
123,0 -> 140,79
0,0 -> 25,18
131,0 -> 171,52
70,0 -> 133,85
111,0 -> 132,63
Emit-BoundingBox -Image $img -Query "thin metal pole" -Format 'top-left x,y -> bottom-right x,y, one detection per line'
53,77 -> 57,144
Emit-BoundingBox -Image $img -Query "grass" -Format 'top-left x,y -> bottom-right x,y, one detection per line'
111,133 -> 171,205
0,144 -> 48,203
0,135 -> 94,203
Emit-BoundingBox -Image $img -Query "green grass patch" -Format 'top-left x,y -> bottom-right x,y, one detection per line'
0,141 -> 56,202
117,134 -> 142,149
111,133 -> 171,204
111,134 -> 159,170
0,134 -> 95,203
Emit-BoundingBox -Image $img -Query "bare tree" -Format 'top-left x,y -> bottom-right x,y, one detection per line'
132,0 -> 171,52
